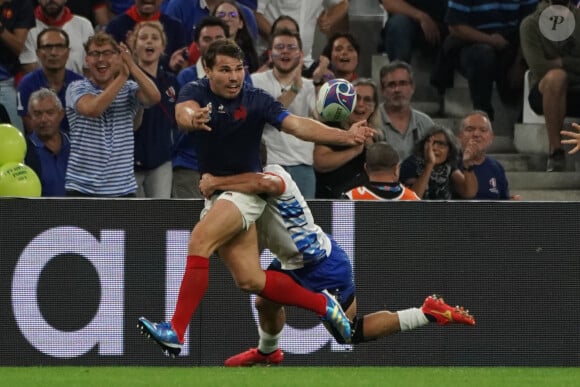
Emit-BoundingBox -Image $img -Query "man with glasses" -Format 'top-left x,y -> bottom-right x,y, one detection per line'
64,33 -> 160,197
378,60 -> 434,160
17,27 -> 83,133
251,29 -> 317,198
19,0 -> 94,75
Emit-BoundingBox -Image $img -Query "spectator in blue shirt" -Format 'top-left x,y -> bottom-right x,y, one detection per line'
17,27 -> 83,134
24,88 -> 70,197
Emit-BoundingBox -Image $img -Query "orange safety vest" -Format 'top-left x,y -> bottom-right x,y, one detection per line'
345,185 -> 420,201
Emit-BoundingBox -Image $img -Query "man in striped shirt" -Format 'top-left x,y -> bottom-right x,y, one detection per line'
431,0 -> 537,121
65,32 -> 160,196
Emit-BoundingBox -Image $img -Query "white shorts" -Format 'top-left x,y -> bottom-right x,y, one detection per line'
201,191 -> 267,230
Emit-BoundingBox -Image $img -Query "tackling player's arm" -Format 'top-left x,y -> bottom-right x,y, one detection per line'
199,172 -> 285,198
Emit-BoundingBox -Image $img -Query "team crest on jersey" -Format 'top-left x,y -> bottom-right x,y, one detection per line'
488,177 -> 499,194
233,105 -> 247,121
165,86 -> 176,102
217,104 -> 225,114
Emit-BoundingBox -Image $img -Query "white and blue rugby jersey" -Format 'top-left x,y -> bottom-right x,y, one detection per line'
257,164 -> 332,270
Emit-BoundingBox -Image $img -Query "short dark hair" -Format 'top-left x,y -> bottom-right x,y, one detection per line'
202,39 -> 244,69
379,60 -> 414,88
321,32 -> 360,59
194,16 -> 229,43
271,15 -> 300,34
269,28 -> 302,51
365,142 -> 400,173
37,27 -> 70,49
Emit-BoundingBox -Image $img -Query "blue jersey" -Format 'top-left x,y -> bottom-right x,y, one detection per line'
177,78 -> 289,175
24,131 -> 70,197
17,69 -> 84,133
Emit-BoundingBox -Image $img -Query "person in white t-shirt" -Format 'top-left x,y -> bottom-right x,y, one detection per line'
255,0 -> 348,67
20,0 -> 94,75
251,28 -> 317,198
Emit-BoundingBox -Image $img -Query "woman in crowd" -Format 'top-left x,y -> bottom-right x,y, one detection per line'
399,125 -> 478,200
212,0 -> 260,74
130,21 -> 179,198
313,78 -> 380,198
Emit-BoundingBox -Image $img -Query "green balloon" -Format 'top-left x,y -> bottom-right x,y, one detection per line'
0,123 -> 27,166
0,162 -> 41,197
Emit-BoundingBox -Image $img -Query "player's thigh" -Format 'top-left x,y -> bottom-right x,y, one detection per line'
218,223 -> 264,292
189,199 -> 245,256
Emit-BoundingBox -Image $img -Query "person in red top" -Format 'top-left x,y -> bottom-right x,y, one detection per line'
344,141 -> 420,201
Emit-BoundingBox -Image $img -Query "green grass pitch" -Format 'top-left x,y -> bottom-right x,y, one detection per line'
1,367 -> 578,387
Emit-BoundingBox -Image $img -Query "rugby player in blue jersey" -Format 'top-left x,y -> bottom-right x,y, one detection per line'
138,39 -> 375,356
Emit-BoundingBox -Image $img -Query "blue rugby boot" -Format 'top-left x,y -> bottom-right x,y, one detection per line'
137,317 -> 182,357
320,290 -> 352,344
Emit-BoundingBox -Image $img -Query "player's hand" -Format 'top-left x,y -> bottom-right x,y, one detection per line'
184,104 -> 212,131
199,173 -> 217,198
347,120 -> 376,145
561,122 -> 580,154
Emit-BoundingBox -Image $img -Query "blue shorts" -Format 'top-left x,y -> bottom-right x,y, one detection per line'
268,237 -> 356,309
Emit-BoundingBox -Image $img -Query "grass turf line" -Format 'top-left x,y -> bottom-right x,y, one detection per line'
1,367 -> 579,387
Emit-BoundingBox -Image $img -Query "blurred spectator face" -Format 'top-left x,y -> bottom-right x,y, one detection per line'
330,37 -> 358,76
36,30 -> 70,72
133,24 -> 166,65
39,0 -> 66,18
29,97 -> 64,140
349,84 -> 376,124
381,68 -> 415,110
136,0 -> 163,17
426,131 -> 451,165
85,42 -> 122,86
197,26 -> 227,55
459,113 -> 494,155
271,35 -> 302,74
215,2 -> 244,38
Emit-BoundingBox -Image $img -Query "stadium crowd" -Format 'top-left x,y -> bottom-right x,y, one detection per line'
2,0 -> 580,199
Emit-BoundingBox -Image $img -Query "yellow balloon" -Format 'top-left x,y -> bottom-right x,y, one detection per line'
0,123 -> 27,166
0,162 -> 41,197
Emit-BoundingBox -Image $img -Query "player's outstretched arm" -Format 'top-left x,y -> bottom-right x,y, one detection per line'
281,115 -> 374,146
199,172 -> 284,198
175,101 -> 212,132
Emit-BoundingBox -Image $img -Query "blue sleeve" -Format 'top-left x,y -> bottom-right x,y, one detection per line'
176,81 -> 203,104
177,67 -> 194,88
497,162 -> 510,199
255,88 -> 289,129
